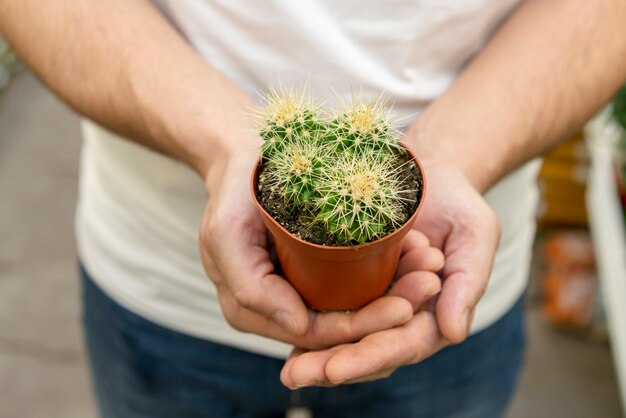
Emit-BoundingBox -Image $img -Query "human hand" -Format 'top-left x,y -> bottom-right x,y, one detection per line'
199,152 -> 445,351
280,157 -> 500,387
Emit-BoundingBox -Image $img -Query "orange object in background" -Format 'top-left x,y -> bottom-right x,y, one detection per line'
534,131 -> 606,334
540,230 -> 597,329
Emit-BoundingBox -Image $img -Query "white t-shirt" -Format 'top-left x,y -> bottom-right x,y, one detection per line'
76,0 -> 539,358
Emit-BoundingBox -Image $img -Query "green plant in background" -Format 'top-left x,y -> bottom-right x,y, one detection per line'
612,85 -> 626,132
0,35 -> 18,90
257,88 -> 416,244
611,85 -> 626,226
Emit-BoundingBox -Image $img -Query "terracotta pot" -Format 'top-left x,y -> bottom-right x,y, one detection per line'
251,147 -> 426,311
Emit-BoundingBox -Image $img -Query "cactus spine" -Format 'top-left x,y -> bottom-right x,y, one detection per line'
258,88 -> 416,245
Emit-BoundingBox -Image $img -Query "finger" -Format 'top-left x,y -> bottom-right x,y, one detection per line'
283,352 -> 396,388
437,270 -> 484,344
435,216 -> 500,344
280,347 -> 308,388
388,271 -> 441,312
231,271 -> 308,335
216,284 -> 414,350
201,224 -> 309,335
304,296 -> 413,348
215,280 -> 304,339
396,246 -> 445,278
281,347 -> 339,389
335,366 -> 398,385
324,311 -> 445,384
401,229 -> 431,256
284,311 -> 446,387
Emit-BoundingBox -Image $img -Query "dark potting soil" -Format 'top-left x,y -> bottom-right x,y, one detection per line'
256,150 -> 423,246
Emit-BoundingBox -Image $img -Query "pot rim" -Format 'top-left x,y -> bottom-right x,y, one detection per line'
250,143 -> 427,252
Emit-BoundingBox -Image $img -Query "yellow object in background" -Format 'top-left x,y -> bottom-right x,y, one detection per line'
537,131 -> 589,227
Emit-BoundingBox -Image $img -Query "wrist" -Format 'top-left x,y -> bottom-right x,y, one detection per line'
203,135 -> 259,195
156,94 -> 260,184
194,126 -> 258,179
404,119 -> 500,194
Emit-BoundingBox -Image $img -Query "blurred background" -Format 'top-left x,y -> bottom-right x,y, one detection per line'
2,38 -> 626,418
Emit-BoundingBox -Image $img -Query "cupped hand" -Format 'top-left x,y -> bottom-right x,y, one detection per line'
199,153 -> 445,351
280,157 -> 501,388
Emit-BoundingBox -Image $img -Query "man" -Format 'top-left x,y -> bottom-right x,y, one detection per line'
1,1 -> 625,417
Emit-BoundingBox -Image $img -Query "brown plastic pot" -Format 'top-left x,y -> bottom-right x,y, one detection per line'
251,147 -> 426,311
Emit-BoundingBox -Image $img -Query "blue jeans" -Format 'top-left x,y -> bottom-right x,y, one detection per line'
81,265 -> 526,418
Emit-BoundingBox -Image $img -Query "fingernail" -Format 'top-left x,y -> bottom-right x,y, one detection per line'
427,281 -> 441,298
292,380 -> 320,389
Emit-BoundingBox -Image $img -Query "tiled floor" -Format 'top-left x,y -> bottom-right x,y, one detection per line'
0,71 -> 93,418
0,71 -> 623,418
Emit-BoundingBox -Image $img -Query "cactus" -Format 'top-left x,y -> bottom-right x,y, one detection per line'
263,136 -> 327,204
257,87 -> 325,158
324,97 -> 401,159
257,88 -> 418,245
315,153 -> 411,243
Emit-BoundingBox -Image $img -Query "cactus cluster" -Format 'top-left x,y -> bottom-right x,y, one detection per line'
257,88 -> 418,245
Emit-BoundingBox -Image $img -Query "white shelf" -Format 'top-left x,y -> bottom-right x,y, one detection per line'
586,113 -> 626,415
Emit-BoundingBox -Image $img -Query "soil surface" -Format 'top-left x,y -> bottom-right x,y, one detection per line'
256,150 -> 423,246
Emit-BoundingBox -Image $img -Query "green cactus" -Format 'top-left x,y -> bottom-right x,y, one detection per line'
264,136 -> 327,204
315,153 -> 410,243
258,87 -> 325,158
324,98 -> 401,159
258,88 -> 418,245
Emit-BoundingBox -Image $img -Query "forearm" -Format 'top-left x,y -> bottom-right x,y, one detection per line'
409,0 -> 626,192
0,0 -> 257,177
